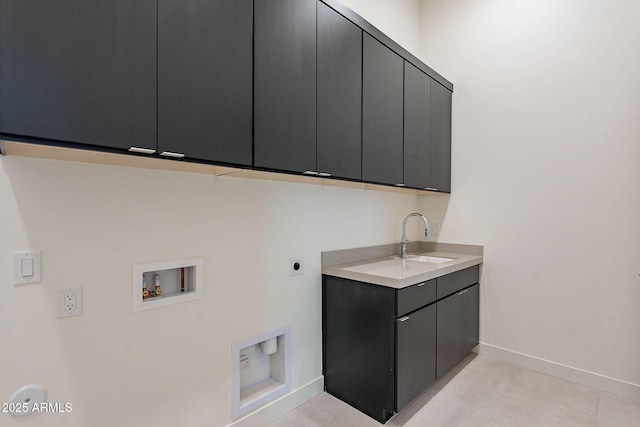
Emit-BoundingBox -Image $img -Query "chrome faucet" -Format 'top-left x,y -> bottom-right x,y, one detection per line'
401,213 -> 429,259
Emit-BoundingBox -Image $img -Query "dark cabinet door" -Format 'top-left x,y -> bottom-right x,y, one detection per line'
396,304 -> 436,410
323,276 -> 396,424
362,34 -> 404,186
0,0 -> 156,151
460,284 -> 480,357
436,292 -> 461,379
254,0 -> 316,172
317,2 -> 362,180
437,283 -> 479,379
429,80 -> 452,192
158,0 -> 252,165
403,62 -> 431,189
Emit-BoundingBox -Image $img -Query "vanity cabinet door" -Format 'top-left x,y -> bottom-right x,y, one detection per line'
460,284 -> 480,357
396,303 -> 436,410
436,291 -> 461,379
0,0 -> 156,151
436,283 -> 480,378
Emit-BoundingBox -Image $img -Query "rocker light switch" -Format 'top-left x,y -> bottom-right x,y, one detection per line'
13,251 -> 41,285
21,259 -> 34,276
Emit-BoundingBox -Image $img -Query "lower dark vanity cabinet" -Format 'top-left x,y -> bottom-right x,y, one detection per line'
323,265 -> 479,423
323,276 -> 438,423
157,0 -> 252,165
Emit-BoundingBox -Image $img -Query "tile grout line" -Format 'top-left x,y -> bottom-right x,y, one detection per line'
594,391 -> 601,426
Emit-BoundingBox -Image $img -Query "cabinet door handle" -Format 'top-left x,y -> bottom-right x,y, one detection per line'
457,289 -> 469,296
128,146 -> 156,154
398,316 -> 410,322
160,151 -> 185,158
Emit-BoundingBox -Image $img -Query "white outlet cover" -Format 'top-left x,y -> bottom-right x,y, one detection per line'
289,258 -> 304,276
58,287 -> 82,318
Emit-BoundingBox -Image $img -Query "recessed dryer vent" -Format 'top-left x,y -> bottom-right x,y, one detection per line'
232,326 -> 291,420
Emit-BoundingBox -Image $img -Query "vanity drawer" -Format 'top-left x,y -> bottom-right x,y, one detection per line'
397,279 -> 436,316
436,265 -> 480,299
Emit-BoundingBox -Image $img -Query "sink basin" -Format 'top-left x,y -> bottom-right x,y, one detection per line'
404,255 -> 455,264
340,254 -> 457,279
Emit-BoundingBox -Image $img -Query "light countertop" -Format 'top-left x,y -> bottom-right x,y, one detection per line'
321,242 -> 483,289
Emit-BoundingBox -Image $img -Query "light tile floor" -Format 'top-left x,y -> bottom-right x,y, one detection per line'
268,355 -> 640,426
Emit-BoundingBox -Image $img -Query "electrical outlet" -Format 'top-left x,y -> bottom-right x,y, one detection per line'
58,287 -> 82,318
289,258 -> 304,276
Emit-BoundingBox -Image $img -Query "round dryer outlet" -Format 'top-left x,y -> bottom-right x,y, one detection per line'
8,384 -> 47,417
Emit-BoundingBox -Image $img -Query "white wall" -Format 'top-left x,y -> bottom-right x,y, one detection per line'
13,0 -> 637,425
338,0 -> 423,58
0,3 -> 426,426
0,156 -> 421,427
419,0 -> 640,391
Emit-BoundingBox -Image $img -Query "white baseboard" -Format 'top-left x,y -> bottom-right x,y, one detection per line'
477,343 -> 640,402
226,376 -> 324,427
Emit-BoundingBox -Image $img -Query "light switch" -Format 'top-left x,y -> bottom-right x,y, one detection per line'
21,259 -> 34,277
13,251 -> 42,285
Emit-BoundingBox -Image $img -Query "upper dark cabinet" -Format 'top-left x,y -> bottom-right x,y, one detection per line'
317,2 -> 362,180
158,0 -> 252,165
1,0 -> 453,193
362,34 -> 404,186
403,62 -> 432,189
0,0 -> 156,151
254,0 -> 317,173
429,80 -> 452,192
